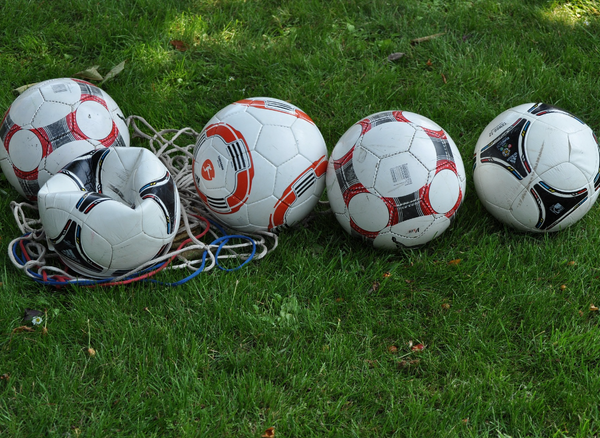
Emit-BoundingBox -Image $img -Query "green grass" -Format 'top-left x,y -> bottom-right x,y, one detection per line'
2,0 -> 600,436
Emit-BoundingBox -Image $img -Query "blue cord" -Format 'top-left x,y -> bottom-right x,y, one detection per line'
11,235 -> 167,286
214,234 -> 257,271
11,228 -> 258,287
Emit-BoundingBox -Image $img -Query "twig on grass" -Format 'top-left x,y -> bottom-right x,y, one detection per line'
410,32 -> 446,45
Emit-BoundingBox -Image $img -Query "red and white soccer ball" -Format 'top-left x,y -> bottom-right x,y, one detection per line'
473,103 -> 600,232
0,78 -> 129,200
192,97 -> 328,232
326,111 -> 466,249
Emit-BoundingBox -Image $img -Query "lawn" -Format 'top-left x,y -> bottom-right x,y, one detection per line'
1,0 -> 600,436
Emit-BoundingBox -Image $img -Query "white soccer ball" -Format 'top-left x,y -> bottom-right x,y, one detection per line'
38,147 -> 180,279
326,110 -> 466,249
192,97 -> 328,232
473,103 -> 600,232
0,78 -> 130,200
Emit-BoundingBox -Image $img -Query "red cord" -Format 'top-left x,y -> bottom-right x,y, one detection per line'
89,216 -> 212,287
18,216 -> 213,287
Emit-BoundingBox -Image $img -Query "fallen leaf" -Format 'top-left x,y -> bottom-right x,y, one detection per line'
261,427 -> 275,438
441,303 -> 451,310
567,261 -> 576,266
100,61 -> 126,86
13,83 -> 38,95
426,59 -> 433,67
388,345 -> 398,353
383,272 -> 392,278
364,359 -> 378,368
411,32 -> 446,45
590,304 -> 599,311
387,52 -> 405,61
441,73 -> 447,84
411,343 -> 425,352
170,40 -> 188,51
86,347 -> 96,357
12,325 -> 35,334
448,259 -> 462,265
398,359 -> 420,368
0,373 -> 9,381
75,65 -> 103,81
560,285 -> 567,291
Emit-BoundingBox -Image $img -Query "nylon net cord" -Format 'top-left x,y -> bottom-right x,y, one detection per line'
8,115 -> 279,285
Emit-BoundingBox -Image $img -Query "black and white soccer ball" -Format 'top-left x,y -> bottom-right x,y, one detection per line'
473,103 -> 600,232
0,78 -> 129,200
326,110 -> 466,249
38,147 -> 180,279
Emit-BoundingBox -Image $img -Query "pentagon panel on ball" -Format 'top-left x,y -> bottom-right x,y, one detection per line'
0,78 -> 130,200
473,103 -> 600,232
38,147 -> 180,279
192,97 -> 328,233
326,110 -> 466,250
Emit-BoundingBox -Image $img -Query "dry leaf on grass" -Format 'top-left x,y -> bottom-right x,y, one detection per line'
387,52 -> 405,61
12,325 -> 35,334
170,40 -> 188,51
411,343 -> 425,352
261,427 -> 275,437
76,61 -> 126,85
76,65 -> 103,81
13,83 -> 38,95
364,359 -> 378,368
100,61 -> 126,86
398,359 -> 420,368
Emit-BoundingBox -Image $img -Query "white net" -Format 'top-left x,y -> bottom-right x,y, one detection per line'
7,115 -> 278,286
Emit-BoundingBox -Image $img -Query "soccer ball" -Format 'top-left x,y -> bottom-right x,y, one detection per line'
192,97 -> 328,232
473,103 -> 600,232
38,147 -> 180,279
326,110 -> 466,249
0,78 -> 130,200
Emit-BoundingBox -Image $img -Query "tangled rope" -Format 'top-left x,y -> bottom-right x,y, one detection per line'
7,115 -> 278,287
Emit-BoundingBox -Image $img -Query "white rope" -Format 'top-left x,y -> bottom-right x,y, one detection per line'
8,115 -> 279,285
